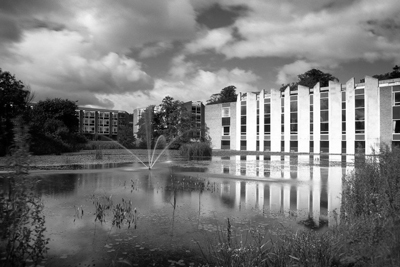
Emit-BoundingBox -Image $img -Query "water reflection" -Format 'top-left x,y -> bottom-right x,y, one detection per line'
20,155 -> 350,265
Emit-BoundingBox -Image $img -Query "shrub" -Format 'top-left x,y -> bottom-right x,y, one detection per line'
0,116 -> 49,265
179,142 -> 212,160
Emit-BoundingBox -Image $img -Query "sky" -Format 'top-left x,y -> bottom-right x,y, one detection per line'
1,0 -> 400,112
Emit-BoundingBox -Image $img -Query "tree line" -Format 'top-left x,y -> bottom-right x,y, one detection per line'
0,68 -> 87,156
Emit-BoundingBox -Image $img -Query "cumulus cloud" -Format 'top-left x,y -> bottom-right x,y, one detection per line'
138,41 -> 174,58
276,60 -> 321,85
96,64 -> 260,111
186,0 -> 400,65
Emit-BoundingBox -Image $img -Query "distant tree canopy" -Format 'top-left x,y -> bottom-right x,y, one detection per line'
0,68 -> 33,156
362,65 -> 400,82
207,85 -> 238,105
136,96 -> 194,149
29,98 -> 87,154
280,69 -> 339,92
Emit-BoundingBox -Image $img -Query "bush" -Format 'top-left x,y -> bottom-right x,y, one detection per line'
179,142 -> 212,160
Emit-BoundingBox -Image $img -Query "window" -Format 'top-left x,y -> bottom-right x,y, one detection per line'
320,94 -> 329,134
342,91 -> 346,134
310,94 -> 313,134
221,140 -> 230,149
264,103 -> 271,134
222,107 -> 230,117
393,90 -> 400,134
355,91 -> 365,134
290,97 -> 297,134
241,101 -> 246,135
240,140 -> 246,150
223,126 -> 230,136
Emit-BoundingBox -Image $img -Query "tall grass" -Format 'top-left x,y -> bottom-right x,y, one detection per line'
199,145 -> 400,267
180,142 -> 212,160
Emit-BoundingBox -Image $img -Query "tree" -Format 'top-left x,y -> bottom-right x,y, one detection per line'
280,69 -> 339,92
0,69 -> 33,156
29,98 -> 87,154
207,85 -> 238,105
117,124 -> 136,149
136,96 -> 195,149
369,65 -> 400,81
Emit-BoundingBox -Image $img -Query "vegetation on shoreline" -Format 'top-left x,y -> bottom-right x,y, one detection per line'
197,146 -> 400,267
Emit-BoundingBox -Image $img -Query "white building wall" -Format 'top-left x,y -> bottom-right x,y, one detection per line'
271,89 -> 281,152
329,81 -> 342,154
284,86 -> 290,152
365,76 -> 381,154
313,83 -> 321,154
346,78 -> 355,155
298,85 -> 310,153
247,93 -> 257,151
259,90 -> 265,151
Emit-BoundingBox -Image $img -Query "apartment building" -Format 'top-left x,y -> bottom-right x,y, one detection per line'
76,107 -> 131,139
206,76 -> 400,155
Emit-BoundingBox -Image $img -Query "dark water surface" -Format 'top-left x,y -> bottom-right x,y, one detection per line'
2,154 -> 351,266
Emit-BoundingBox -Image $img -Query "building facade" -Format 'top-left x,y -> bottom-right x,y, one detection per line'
76,107 -> 131,139
206,76 -> 400,155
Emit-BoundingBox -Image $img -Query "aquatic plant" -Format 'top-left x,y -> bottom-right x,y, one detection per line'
0,116 -> 49,266
179,142 -> 212,160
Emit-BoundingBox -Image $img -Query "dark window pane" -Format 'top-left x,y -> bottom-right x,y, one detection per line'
355,95 -> 364,108
342,91 -> 346,100
256,126 -> 259,133
241,106 -> 246,115
310,112 -> 313,122
393,106 -> 400,120
355,121 -> 365,132
320,98 -> 329,110
264,116 -> 270,124
321,110 -> 329,122
264,124 -> 271,133
290,141 -> 298,152
342,110 -> 346,121
321,122 -> 329,132
240,141 -> 246,150
342,102 -> 346,109
310,96 -> 313,104
264,141 -> 271,151
342,122 -> 346,133
290,113 -> 297,123
223,127 -> 230,135
290,101 -> 297,112
394,121 -> 400,133
281,125 -> 284,132
395,93 -> 400,105
241,116 -> 246,124
221,140 -> 230,149
291,123 -> 297,133
281,114 -> 284,123
310,105 -> 313,112
241,125 -> 246,133
355,109 -> 365,120
222,117 -> 230,125
264,104 -> 271,113
310,124 -> 313,133
320,141 -> 329,153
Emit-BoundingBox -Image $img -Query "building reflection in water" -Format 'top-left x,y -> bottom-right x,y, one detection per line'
218,155 -> 348,226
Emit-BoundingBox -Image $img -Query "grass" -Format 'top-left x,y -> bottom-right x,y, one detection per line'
197,145 -> 400,267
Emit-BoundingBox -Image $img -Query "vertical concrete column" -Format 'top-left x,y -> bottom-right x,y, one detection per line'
284,86 -> 291,152
271,88 -> 281,152
259,90 -> 265,151
328,164 -> 342,226
329,81 -> 342,154
365,76 -> 380,154
313,83 -> 321,154
298,85 -> 310,153
230,102 -> 237,150
346,78 -> 355,155
312,164 -> 321,226
380,86 -> 393,147
236,93 -> 241,151
247,93 -> 257,151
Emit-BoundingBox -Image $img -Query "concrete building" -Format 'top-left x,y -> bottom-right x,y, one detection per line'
76,107 -> 131,140
205,76 -> 400,155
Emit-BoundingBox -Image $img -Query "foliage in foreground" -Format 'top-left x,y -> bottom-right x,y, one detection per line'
0,116 -> 49,266
180,142 -> 212,160
199,145 -> 400,267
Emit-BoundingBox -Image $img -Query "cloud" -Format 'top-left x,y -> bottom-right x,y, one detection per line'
276,60 -> 321,85
96,64 -> 260,111
186,0 -> 400,65
138,41 -> 173,58
1,29 -> 153,105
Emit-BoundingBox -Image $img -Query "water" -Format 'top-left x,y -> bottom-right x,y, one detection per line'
0,154 -> 351,266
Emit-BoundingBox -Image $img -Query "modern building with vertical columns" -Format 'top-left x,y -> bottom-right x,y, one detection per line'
205,76 -> 400,155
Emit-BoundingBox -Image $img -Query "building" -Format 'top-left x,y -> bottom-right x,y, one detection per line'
182,101 -> 205,140
76,107 -> 131,140
133,101 -> 206,141
205,76 -> 400,155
